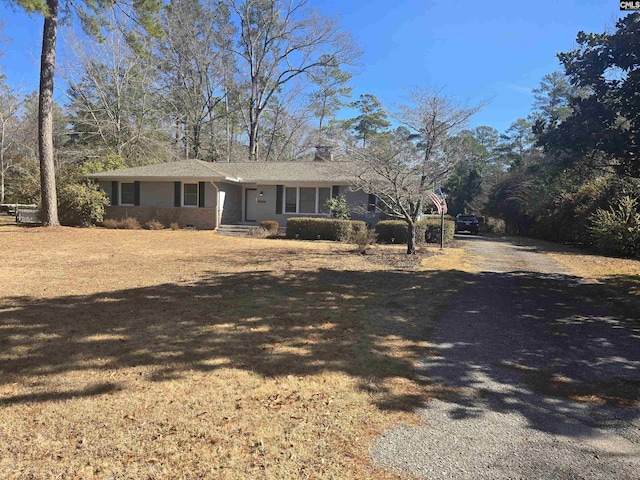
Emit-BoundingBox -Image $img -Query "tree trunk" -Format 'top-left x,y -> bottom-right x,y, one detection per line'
249,119 -> 259,161
224,92 -> 231,162
184,120 -> 189,159
406,220 -> 416,255
192,123 -> 200,159
38,0 -> 60,226
1,128 -> 5,204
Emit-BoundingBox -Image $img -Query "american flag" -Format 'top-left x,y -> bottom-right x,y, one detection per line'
428,188 -> 448,214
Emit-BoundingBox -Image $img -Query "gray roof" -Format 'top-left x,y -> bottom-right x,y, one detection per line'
88,160 -> 231,180
88,159 -> 354,184
214,161 -> 353,183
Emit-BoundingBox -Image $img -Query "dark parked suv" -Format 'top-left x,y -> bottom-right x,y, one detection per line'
455,214 -> 479,235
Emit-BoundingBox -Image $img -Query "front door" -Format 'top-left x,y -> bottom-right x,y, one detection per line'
245,188 -> 257,222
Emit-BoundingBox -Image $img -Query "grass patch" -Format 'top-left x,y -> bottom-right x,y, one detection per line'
0,217 -> 472,479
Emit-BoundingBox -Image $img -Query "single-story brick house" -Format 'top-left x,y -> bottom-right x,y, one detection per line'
88,157 -> 380,230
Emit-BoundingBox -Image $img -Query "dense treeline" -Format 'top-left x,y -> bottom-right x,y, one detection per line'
1,5 -> 638,257
441,14 -> 639,258
487,14 -> 640,257
1,0 -> 358,207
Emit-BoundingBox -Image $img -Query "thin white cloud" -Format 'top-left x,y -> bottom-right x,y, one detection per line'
506,84 -> 533,95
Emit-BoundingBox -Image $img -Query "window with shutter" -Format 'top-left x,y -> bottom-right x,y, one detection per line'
121,183 -> 135,205
183,184 -> 198,207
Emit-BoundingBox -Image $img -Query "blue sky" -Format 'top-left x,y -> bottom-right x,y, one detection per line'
0,0 -> 628,133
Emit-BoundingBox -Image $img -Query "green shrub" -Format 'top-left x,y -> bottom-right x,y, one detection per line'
375,217 -> 455,244
422,216 -> 456,243
285,217 -> 362,241
483,217 -> 506,234
324,195 -> 351,220
57,181 -> 109,227
590,196 -> 640,257
375,220 -> 410,244
260,220 -> 280,235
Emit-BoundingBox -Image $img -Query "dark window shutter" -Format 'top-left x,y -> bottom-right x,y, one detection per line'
332,185 -> 340,197
134,181 -> 141,206
368,194 -> 377,213
174,182 -> 181,207
198,182 -> 205,208
111,181 -> 119,206
276,185 -> 283,214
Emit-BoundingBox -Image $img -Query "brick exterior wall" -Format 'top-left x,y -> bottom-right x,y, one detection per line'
105,206 -> 218,230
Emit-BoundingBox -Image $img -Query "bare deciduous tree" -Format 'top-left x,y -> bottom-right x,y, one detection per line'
0,84 -> 26,203
228,0 -> 358,161
65,24 -> 175,166
9,0 -> 162,226
261,84 -> 315,161
154,0 -> 234,160
350,87 -> 486,254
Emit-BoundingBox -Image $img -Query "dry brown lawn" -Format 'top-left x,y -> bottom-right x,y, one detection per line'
0,217 -> 474,479
544,241 -> 640,314
2,215 -> 638,479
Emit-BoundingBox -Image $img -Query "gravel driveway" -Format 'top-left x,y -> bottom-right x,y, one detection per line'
371,235 -> 640,479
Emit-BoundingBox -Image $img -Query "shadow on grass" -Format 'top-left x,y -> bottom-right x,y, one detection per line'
4,382 -> 120,405
1,265 -> 639,436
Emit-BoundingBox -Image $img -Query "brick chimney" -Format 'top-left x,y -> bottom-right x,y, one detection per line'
313,145 -> 333,162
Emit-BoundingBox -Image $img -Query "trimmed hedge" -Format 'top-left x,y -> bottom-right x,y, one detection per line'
285,217 -> 367,241
375,220 -> 413,244
375,216 -> 455,244
423,215 -> 456,243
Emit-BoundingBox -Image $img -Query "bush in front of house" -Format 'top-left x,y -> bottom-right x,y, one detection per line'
375,220 -> 410,244
286,218 -> 366,241
57,181 -> 109,227
102,219 -> 120,229
350,228 -> 377,254
324,195 -> 351,220
375,217 -> 455,244
102,217 -> 142,229
260,220 -> 280,236
145,220 -> 165,230
120,217 -> 142,229
422,215 -> 456,243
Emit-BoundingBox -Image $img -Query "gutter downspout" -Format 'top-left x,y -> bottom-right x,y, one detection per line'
210,181 -> 220,230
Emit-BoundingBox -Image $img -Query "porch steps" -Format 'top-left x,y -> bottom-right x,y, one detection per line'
217,224 -> 258,236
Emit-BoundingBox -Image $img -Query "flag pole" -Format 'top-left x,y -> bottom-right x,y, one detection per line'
440,201 -> 445,249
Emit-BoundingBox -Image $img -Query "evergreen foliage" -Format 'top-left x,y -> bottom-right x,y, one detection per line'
324,195 -> 351,220
57,180 -> 109,226
285,217 -> 365,242
375,218 -> 455,245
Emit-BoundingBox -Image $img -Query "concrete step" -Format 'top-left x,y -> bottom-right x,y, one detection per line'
217,224 -> 258,236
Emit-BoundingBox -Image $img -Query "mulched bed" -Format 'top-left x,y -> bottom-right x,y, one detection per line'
363,246 -> 441,269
